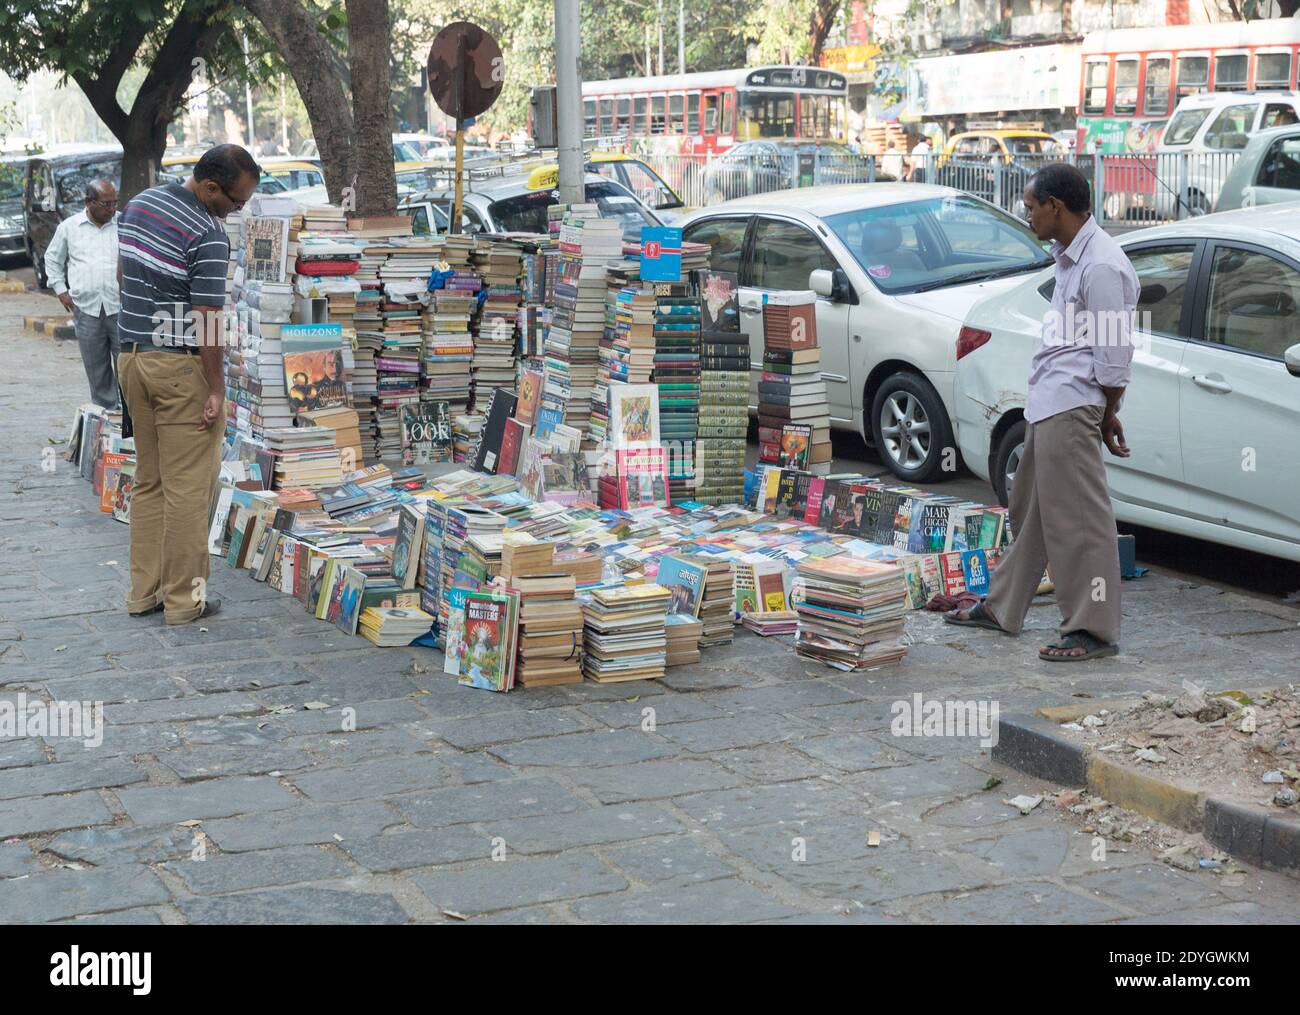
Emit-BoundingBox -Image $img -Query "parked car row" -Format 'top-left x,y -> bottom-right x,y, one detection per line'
682,183 -> 1300,563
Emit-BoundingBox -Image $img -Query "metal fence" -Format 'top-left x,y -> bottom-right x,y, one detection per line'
645,150 -> 1243,227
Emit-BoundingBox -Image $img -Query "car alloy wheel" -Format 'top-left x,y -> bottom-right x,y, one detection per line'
880,391 -> 931,472
1004,440 -> 1023,500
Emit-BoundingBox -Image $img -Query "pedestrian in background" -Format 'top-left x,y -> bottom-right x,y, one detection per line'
881,141 -> 904,181
44,178 -> 121,409
116,144 -> 260,625
908,134 -> 931,183
945,162 -> 1137,661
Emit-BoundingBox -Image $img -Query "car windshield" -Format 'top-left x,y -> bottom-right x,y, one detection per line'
56,158 -> 121,206
489,180 -> 659,242
1006,137 -> 1060,154
824,195 -> 1050,295
1165,107 -> 1212,145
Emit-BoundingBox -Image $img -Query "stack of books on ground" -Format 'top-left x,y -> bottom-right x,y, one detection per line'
760,290 -> 831,474
580,583 -> 672,682
592,278 -> 654,445
664,613 -> 703,665
695,269 -> 747,504
696,557 -> 736,647
741,610 -> 799,637
423,287 -> 475,415
359,606 -> 435,646
299,406 -> 362,471
792,557 -> 909,670
511,572 -> 584,686
472,239 -> 525,406
263,426 -> 344,490
652,284 -> 699,503
544,209 -> 623,437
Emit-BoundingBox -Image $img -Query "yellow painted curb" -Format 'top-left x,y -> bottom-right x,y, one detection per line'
0,280 -> 26,293
1086,754 -> 1204,832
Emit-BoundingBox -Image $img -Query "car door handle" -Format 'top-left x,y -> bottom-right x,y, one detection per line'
1192,374 -> 1232,394
741,306 -> 762,316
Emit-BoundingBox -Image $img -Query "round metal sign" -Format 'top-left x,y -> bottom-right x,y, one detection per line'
427,21 -> 503,122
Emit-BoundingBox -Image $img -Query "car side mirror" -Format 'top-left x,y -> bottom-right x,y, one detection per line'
810,268 -> 850,303
1286,342 -> 1300,377
810,269 -> 835,299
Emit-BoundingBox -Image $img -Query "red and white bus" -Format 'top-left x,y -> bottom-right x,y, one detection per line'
1078,20 -> 1300,153
580,65 -> 850,159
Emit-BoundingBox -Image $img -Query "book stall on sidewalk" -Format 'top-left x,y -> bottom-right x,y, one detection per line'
64,195 -> 1018,689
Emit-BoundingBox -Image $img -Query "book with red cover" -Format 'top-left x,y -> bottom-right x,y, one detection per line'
498,418 -> 529,478
939,551 -> 968,597
614,446 -> 670,510
803,476 -> 826,526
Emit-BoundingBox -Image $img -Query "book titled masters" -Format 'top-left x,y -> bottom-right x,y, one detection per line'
458,590 -> 520,693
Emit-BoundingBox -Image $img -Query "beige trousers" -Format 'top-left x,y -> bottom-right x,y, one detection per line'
984,403 -> 1122,645
119,350 -> 224,624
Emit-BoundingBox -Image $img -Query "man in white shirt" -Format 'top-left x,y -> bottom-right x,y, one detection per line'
908,134 -> 932,183
45,179 -> 121,408
880,141 -> 904,180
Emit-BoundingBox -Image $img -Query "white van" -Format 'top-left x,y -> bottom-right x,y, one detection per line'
1155,90 -> 1300,217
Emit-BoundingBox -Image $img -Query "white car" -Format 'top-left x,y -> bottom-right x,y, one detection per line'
1154,90 -> 1300,217
956,204 -> 1300,561
680,184 -> 1053,480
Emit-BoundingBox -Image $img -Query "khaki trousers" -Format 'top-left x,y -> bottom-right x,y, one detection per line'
119,350 -> 223,624
984,403 -> 1122,645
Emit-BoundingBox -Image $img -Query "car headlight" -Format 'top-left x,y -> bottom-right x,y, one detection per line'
0,216 -> 19,233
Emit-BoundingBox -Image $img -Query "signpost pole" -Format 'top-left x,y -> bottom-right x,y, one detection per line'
452,120 -> 465,235
554,0 -> 585,207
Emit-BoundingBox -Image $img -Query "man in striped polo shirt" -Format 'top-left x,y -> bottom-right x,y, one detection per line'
117,144 -> 260,624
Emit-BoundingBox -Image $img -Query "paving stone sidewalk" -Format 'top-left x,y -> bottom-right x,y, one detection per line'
3,292 -> 1300,925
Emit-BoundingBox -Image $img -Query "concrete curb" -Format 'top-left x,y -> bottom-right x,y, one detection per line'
992,714 -> 1300,876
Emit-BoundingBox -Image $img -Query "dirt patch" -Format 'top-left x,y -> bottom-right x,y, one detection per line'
1054,684 -> 1300,813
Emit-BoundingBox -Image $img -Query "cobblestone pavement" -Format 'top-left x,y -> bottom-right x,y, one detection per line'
3,292 -> 1299,925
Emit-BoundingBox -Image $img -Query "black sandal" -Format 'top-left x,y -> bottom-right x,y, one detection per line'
1039,631 -> 1118,662
943,602 -> 1010,634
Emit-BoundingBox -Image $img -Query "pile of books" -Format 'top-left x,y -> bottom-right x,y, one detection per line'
759,291 -> 831,474
230,280 -> 297,437
425,286 -> 476,415
792,557 -> 909,670
471,239 -> 523,408
695,270 -> 747,505
580,583 -> 672,682
263,426 -> 344,490
374,288 -> 423,460
696,557 -> 735,648
544,209 -> 623,437
300,406 -> 361,473
740,610 -> 799,637
653,284 -> 699,503
359,606 -> 435,646
511,572 -> 584,686
664,613 -> 703,665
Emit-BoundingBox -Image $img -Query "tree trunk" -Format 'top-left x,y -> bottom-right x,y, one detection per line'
244,0 -> 356,204
71,0 -> 229,203
346,0 -> 397,217
810,0 -> 841,65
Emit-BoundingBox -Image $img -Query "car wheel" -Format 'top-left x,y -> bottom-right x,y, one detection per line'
991,419 -> 1026,508
29,243 -> 47,289
1185,190 -> 1210,217
870,372 -> 955,483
